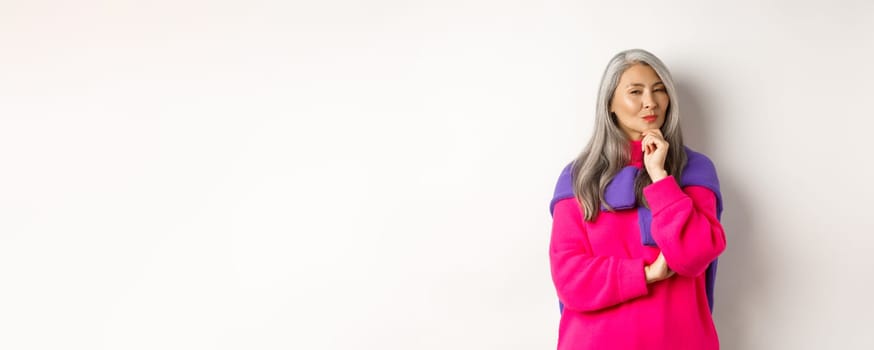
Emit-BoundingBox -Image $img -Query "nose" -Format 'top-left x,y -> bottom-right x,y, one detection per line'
643,91 -> 658,110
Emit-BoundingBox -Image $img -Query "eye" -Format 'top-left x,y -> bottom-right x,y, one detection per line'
630,90 -> 641,95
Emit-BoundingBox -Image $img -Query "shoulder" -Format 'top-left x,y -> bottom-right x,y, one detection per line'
682,146 -> 719,179
555,161 -> 574,186
681,146 -> 724,216
683,146 -> 717,173
681,146 -> 721,196
549,161 -> 576,216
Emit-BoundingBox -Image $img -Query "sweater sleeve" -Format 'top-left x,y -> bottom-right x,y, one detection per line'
643,175 -> 727,277
549,198 -> 649,312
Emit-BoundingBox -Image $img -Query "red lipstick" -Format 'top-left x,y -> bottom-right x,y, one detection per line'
643,115 -> 657,122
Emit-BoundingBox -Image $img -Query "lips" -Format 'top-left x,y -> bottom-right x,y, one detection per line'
643,115 -> 657,121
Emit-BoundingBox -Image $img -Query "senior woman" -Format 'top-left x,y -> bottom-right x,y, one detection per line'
548,48 -> 726,349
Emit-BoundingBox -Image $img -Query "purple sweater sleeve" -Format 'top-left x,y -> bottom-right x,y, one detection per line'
549,198 -> 649,312
643,176 -> 727,277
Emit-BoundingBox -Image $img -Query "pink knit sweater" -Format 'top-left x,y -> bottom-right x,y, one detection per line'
549,140 -> 727,349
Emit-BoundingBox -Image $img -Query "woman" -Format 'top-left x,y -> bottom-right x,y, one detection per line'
548,49 -> 727,349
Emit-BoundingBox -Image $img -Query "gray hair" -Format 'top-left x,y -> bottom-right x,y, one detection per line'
572,48 -> 687,221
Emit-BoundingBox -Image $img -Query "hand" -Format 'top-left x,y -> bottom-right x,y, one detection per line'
641,129 -> 669,182
645,252 -> 675,284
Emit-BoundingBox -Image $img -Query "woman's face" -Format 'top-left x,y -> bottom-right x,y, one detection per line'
610,63 -> 670,141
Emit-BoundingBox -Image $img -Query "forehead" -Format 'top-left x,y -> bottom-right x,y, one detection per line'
619,64 -> 663,86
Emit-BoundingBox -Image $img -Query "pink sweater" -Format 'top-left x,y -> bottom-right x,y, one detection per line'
549,140 -> 727,349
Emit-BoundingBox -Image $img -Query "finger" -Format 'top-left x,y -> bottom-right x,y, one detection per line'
644,137 -> 656,154
645,135 -> 664,152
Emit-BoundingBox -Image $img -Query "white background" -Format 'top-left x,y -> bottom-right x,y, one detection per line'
1,0 -> 872,349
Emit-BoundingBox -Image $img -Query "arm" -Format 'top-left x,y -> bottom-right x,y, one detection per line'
549,198 -> 649,312
643,176 -> 727,277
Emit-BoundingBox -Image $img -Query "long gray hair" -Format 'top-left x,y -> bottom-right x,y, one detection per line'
572,49 -> 687,221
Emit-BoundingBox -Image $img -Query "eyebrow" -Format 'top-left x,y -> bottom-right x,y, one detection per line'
626,82 -> 665,88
